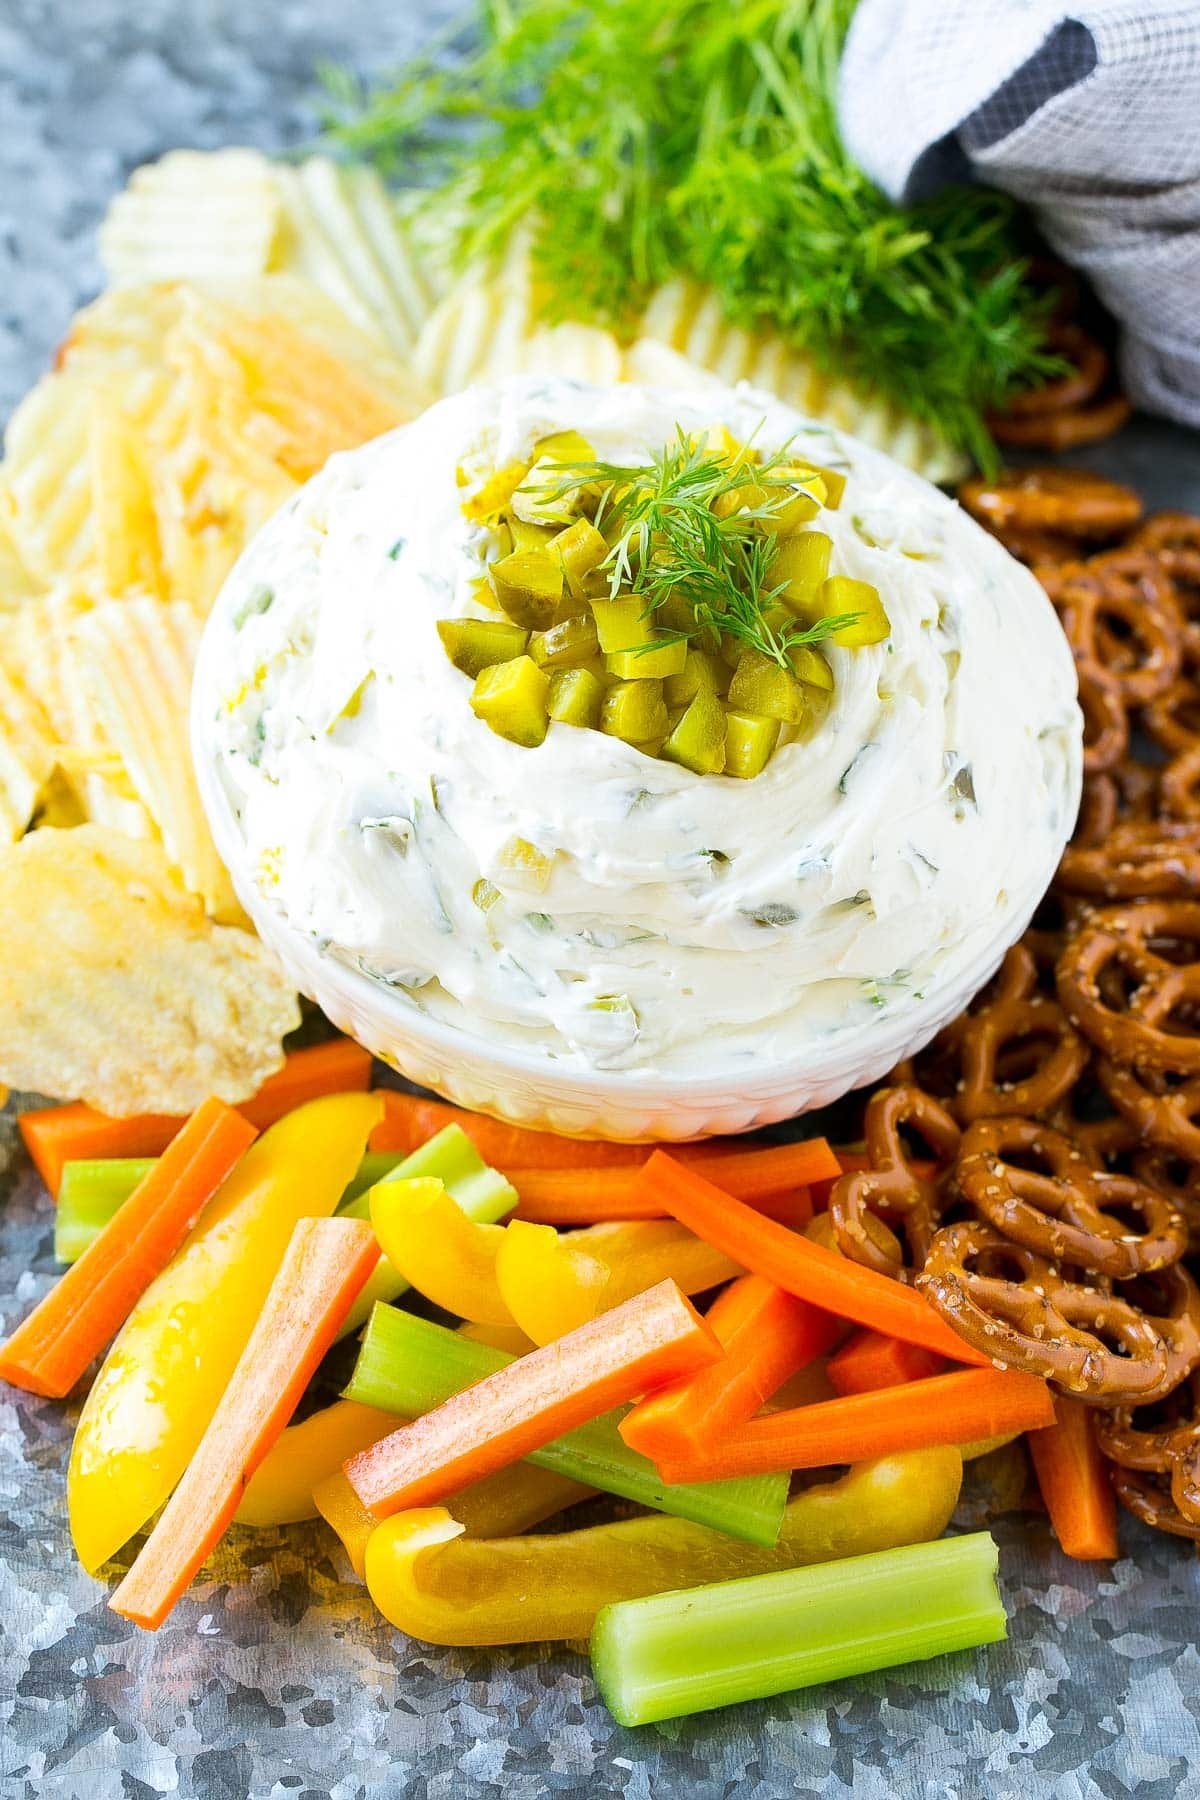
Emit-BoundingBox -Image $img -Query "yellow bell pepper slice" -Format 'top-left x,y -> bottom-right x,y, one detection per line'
67,1091 -> 382,1573
368,1178 -> 515,1326
496,1218 -> 742,1345
315,1448 -> 591,1577
363,1447 -> 963,1645
235,1399 -> 399,1527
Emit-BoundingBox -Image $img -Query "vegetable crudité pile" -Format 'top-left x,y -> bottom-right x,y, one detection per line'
2,1038 -> 1085,1727
445,423 -> 888,775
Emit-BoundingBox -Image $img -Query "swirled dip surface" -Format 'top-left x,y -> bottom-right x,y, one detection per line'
200,376 -> 1082,1076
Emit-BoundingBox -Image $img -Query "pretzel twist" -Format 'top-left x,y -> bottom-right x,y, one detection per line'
1096,1372 -> 1200,1527
1056,901 -> 1200,1072
1097,1057 -> 1200,1161
955,1118 -> 1187,1278
1108,1466 -> 1200,1542
828,1085 -> 960,1281
958,468 -> 1142,539
1053,553 -> 1183,706
1058,820 -> 1200,901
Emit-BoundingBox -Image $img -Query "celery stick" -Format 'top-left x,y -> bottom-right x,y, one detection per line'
54,1159 -> 154,1263
590,1532 -> 1006,1725
335,1126 -> 517,1337
339,1150 -> 406,1206
344,1303 -> 788,1547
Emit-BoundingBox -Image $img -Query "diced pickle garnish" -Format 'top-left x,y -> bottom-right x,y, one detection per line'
534,430 -> 596,464
811,464 -> 848,509
724,710 -> 781,779
460,459 -> 530,523
661,686 -> 727,775
820,576 -> 891,647
788,644 -> 834,691
510,457 -> 584,528
665,648 -> 727,706
509,517 -> 559,555
768,531 -> 833,619
438,618 -> 530,679
530,613 -> 601,668
727,649 -> 805,724
601,679 -> 668,745
470,656 -> 550,748
591,597 -> 653,654
552,518 -> 609,599
489,550 -> 564,630
472,878 -> 501,912
548,666 -> 605,728
606,639 -> 688,680
496,835 -> 556,891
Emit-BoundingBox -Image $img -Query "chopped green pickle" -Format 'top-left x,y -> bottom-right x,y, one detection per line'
788,644 -> 834,690
509,517 -> 558,555
665,648 -> 727,706
534,429 -> 596,464
768,531 -> 833,618
489,550 -> 565,630
728,650 -> 805,724
821,576 -> 891,646
472,878 -> 501,912
438,618 -> 530,679
548,666 -> 605,728
591,597 -> 653,654
725,709 -> 781,779
602,680 -> 668,745
553,518 -> 609,598
470,656 -> 551,748
606,639 -> 688,680
812,463 -> 848,508
530,613 -> 601,668
661,687 -> 727,775
510,457 -> 583,528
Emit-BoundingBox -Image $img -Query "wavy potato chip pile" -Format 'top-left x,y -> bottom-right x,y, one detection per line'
0,827 -> 298,1114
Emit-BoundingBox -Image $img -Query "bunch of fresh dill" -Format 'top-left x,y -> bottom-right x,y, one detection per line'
322,0 -> 1062,469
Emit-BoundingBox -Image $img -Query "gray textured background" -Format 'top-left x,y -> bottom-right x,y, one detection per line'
2,4 -> 1200,1797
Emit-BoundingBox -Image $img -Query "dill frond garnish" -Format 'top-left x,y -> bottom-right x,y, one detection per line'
321,0 -> 1062,470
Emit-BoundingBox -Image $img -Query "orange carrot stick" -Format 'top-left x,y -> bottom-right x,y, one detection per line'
826,1329 -> 947,1398
619,1276 -> 839,1462
1026,1396 -> 1120,1560
509,1143 -> 838,1225
110,1216 -> 380,1629
0,1099 -> 258,1399
343,1278 -> 721,1519
650,1368 -> 1056,1483
20,1040 -> 373,1196
637,1151 -> 988,1366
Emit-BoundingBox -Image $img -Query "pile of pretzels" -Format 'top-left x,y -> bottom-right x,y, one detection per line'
828,467 -> 1200,1544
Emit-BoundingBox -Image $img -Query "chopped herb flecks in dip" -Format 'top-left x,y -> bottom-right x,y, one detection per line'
203,376 -> 1082,1075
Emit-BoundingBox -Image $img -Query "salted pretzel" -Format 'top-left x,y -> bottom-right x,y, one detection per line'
827,1085 -> 960,1280
1097,1057 -> 1200,1161
1051,552 -> 1182,706
954,962 -> 1088,1122
1108,1465 -> 1200,1542
1131,1148 -> 1200,1253
983,525 -> 1080,569
1077,661 -> 1129,776
958,468 -> 1142,539
1129,512 -> 1200,558
955,1117 -> 1187,1278
1046,1078 -> 1141,1165
1096,1370 -> 1200,1527
1143,673 -> 1200,758
917,1221 -> 1200,1403
1058,820 -> 1200,901
1160,745 -> 1200,822
993,394 -> 1131,452
1056,901 -> 1200,1073
1069,769 -> 1159,851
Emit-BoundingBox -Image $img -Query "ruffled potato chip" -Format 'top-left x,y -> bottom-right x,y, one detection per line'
0,826 -> 298,1114
99,148 -> 283,286
71,597 -> 240,920
0,655 -> 59,842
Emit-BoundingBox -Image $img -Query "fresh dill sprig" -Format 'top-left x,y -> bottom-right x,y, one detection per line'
320,0 -> 1063,470
546,430 -> 858,668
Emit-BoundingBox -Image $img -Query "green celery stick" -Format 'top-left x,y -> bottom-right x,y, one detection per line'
54,1159 -> 155,1263
339,1150 -> 406,1206
344,1303 -> 788,1547
590,1531 -> 1006,1726
335,1125 -> 517,1337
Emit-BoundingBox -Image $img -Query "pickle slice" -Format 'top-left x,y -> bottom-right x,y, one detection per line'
552,518 -> 610,600
606,639 -> 688,680
548,666 -> 605,728
470,656 -> 551,747
665,648 -> 727,706
509,517 -> 558,555
661,686 -> 727,775
728,649 -> 805,724
787,644 -> 834,691
489,550 -> 565,630
768,532 -> 833,620
820,576 -> 891,647
460,459 -> 529,523
530,613 -> 601,668
724,710 -> 781,779
601,679 -> 668,745
591,597 -> 653,654
438,618 -> 530,679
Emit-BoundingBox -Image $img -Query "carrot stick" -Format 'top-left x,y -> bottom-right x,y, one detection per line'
826,1330 -> 947,1398
514,1179 -> 813,1228
619,1277 -> 840,1462
650,1369 -> 1056,1483
343,1278 -> 722,1519
20,1040 -> 373,1196
1026,1396 -> 1120,1560
637,1152 -> 988,1366
0,1099 -> 258,1399
110,1216 -> 380,1629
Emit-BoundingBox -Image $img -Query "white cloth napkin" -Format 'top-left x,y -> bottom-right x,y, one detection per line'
838,0 -> 1200,425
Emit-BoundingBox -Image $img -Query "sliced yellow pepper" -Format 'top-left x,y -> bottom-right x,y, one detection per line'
315,1447 -> 591,1577
67,1091 -> 382,1573
236,1399 -> 398,1527
363,1447 -> 963,1645
496,1218 -> 741,1345
368,1178 -> 515,1326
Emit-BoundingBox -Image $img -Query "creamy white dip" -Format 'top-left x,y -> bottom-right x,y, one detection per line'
199,376 -> 1082,1078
